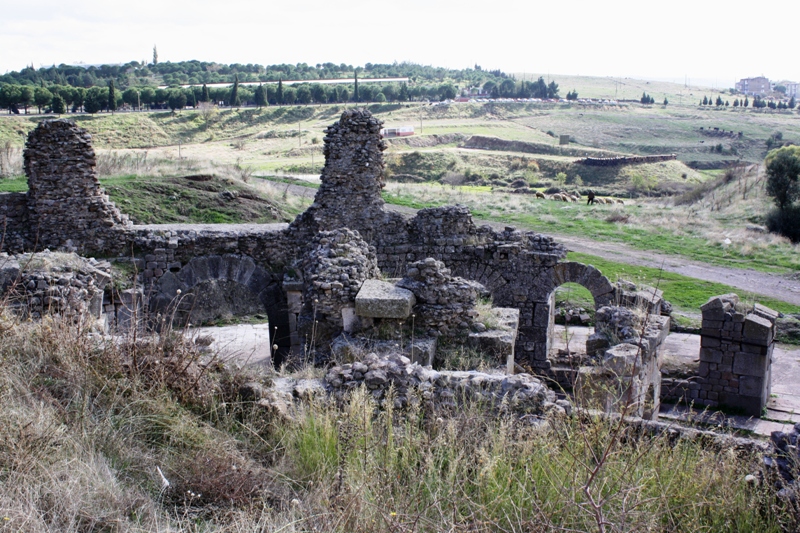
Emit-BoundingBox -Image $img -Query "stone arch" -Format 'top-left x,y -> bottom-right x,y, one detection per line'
522,262 -> 615,367
150,254 -> 290,365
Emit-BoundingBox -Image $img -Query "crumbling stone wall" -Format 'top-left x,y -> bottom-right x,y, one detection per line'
397,258 -> 480,336
696,294 -> 778,415
289,109 -> 391,243
579,154 -> 677,166
325,352 -> 566,415
300,228 -> 379,336
2,112 -> 617,377
23,120 -> 131,253
0,251 -> 111,321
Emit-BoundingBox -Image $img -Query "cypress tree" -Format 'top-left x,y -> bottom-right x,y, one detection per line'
277,78 -> 284,105
201,83 -> 209,102
230,74 -> 240,108
399,82 -> 409,102
107,80 -> 117,113
354,69 -> 359,102
255,84 -> 267,108
744,97 -> 749,107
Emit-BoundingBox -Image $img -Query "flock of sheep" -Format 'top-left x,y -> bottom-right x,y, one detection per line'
533,191 -> 625,205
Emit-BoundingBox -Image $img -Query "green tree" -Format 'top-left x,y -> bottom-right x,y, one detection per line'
71,87 -> 85,112
663,97 -> 668,106
33,87 -> 52,113
399,82 -> 409,102
277,78 -> 284,105
107,80 -> 117,113
439,83 -> 457,100
296,84 -> 312,104
152,44 -> 158,66
547,80 -> 559,98
765,146 -> 800,210
51,94 -> 66,114
254,84 -> 267,108
744,96 -> 749,108
19,86 -> 33,114
201,83 -> 210,103
353,69 -> 359,102
789,96 -> 796,109
282,86 -> 296,105
0,84 -> 21,113
499,78 -> 516,97
311,83 -> 326,104
702,96 -> 708,105
230,74 -> 240,108
167,89 -> 187,112
122,87 -> 140,110
83,87 -> 105,113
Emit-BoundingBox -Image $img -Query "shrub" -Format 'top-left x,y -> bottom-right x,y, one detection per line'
765,204 -> 800,243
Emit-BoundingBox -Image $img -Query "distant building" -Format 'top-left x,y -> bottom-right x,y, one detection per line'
380,126 -> 414,138
786,82 -> 799,98
735,77 -> 771,96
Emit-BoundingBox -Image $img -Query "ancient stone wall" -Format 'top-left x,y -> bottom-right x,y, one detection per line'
23,120 -> 131,253
0,192 -> 31,252
0,251 -> 111,321
4,112 -> 616,377
578,154 -> 677,166
696,294 -> 778,416
325,352 -> 565,415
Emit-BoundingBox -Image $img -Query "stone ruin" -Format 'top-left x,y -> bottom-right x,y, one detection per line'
0,111 -> 780,420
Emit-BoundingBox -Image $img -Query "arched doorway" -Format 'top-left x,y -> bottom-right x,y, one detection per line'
150,254 -> 291,366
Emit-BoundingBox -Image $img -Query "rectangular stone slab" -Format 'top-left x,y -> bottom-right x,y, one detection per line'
355,279 -> 416,319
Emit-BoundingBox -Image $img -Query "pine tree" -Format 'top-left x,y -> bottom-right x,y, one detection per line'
107,80 -> 117,113
789,96 -> 796,109
277,78 -> 284,105
734,99 -> 739,107
353,69 -> 359,102
230,74 -> 240,108
702,96 -> 708,105
663,97 -> 668,106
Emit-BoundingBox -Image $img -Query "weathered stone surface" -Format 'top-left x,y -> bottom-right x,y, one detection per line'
743,314 -> 774,346
696,294 -> 777,416
0,251 -> 111,322
325,352 -> 558,414
355,279 -> 416,318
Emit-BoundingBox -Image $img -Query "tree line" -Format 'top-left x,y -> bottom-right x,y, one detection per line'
0,78 -> 474,114
0,60 -> 513,93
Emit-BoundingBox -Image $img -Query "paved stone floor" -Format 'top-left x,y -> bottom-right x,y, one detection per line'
187,323 -> 273,366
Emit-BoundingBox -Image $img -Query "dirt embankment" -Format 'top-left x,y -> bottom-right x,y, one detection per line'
461,135 -> 620,158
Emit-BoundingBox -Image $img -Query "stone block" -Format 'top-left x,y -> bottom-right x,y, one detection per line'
738,375 -> 764,398
743,314 -> 773,347
603,343 -> 640,376
355,280 -> 416,319
732,351 -> 767,378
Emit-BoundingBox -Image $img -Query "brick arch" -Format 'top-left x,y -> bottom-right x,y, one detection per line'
150,254 -> 290,365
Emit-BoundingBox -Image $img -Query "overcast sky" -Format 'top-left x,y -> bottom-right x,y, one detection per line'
2,0 -> 797,87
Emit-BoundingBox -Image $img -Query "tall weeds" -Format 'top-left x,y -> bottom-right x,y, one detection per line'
0,309 -> 795,531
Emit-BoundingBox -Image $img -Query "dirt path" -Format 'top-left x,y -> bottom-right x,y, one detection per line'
276,182 -> 800,307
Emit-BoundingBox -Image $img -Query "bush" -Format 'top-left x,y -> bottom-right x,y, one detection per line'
765,204 -> 800,242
